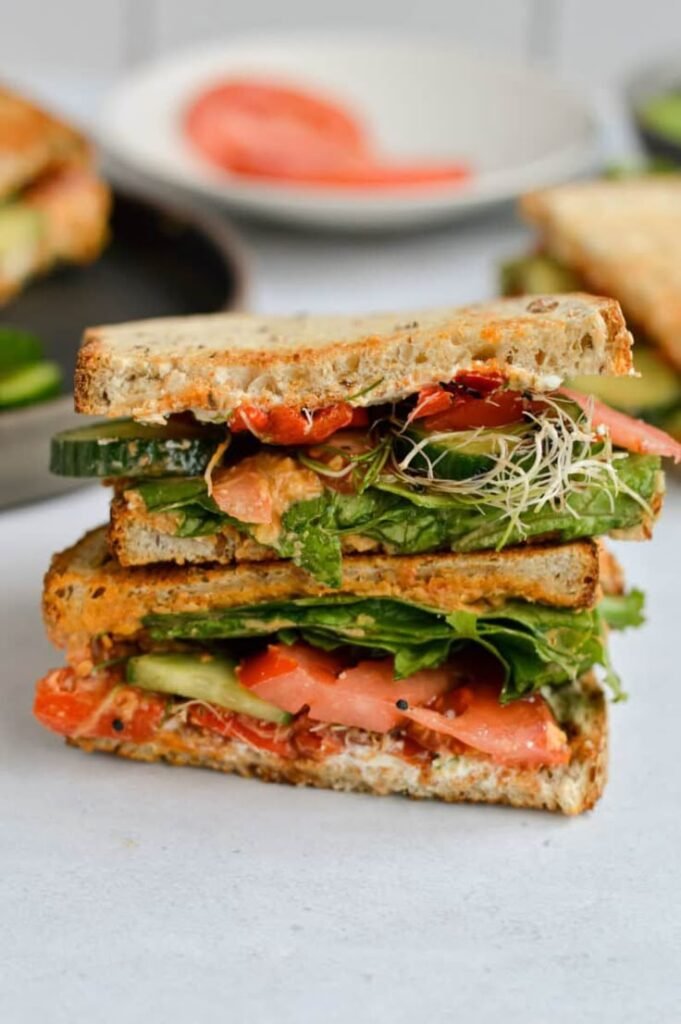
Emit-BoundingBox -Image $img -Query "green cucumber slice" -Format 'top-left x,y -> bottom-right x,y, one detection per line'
500,254 -> 580,296
0,327 -> 44,374
50,418 -> 225,478
0,360 -> 62,408
127,652 -> 291,725
568,346 -> 681,419
398,423 -> 528,480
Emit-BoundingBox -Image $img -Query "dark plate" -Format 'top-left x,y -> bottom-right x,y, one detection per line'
0,185 -> 248,508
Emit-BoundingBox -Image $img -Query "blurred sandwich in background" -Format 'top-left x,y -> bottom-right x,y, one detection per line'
502,176 -> 681,441
0,85 -> 111,305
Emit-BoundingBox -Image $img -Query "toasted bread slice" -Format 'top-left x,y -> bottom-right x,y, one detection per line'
522,178 -> 681,371
43,526 -> 603,647
66,673 -> 607,815
74,295 -> 633,419
0,85 -> 89,200
108,491 -> 380,567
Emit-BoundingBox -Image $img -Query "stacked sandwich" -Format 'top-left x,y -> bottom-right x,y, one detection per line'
0,85 -> 110,304
36,297 -> 681,814
502,177 -> 681,439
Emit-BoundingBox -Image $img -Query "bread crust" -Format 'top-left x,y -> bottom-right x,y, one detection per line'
43,526 -> 602,648
0,85 -> 89,200
74,295 -> 633,418
66,674 -> 607,815
522,179 -> 681,370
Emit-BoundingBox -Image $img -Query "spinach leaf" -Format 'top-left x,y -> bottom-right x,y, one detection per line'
144,595 -> 627,702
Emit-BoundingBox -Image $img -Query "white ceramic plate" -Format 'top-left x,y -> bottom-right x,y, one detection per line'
100,32 -> 598,230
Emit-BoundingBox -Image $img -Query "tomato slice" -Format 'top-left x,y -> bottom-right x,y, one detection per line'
403,683 -> 570,767
230,402 -> 355,445
189,704 -> 293,758
239,159 -> 470,189
420,390 -> 527,432
34,669 -> 166,744
185,80 -> 368,180
185,80 -> 471,190
240,646 -> 454,733
560,387 -> 681,462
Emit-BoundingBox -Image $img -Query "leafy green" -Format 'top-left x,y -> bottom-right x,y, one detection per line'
0,326 -> 44,373
598,589 -> 646,630
144,594 -> 629,703
132,453 -> 661,586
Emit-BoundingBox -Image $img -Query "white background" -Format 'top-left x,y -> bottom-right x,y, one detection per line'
1,0 -> 681,88
2,5 -> 681,1022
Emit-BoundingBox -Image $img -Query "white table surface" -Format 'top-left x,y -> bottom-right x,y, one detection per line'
2,82 -> 681,1024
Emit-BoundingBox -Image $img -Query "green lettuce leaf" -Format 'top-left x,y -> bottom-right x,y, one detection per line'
598,589 -> 646,630
144,595 -> 630,703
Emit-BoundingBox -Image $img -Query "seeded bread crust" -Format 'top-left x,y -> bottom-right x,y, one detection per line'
67,674 -> 607,816
0,85 -> 89,200
74,295 -> 633,419
44,526 -> 602,648
522,178 -> 681,370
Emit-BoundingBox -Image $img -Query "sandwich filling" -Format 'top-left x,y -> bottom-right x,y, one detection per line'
53,376 -> 675,584
35,587 -> 641,769
0,164 -> 110,302
501,254 -> 681,439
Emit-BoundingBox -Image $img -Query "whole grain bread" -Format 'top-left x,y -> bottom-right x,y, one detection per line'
0,85 -> 89,200
66,673 -> 607,815
74,295 -> 633,419
522,177 -> 681,370
43,526 -> 603,648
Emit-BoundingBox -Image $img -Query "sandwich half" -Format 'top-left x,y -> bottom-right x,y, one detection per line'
502,177 -> 681,438
50,295 -> 679,584
35,528 -> 640,814
0,85 -> 110,304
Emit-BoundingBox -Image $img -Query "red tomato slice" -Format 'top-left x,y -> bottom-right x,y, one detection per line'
407,385 -> 455,423
230,402 -> 355,445
185,80 -> 367,179
240,646 -> 454,733
34,669 -> 166,744
454,371 -> 505,394
560,387 -> 681,462
239,159 -> 471,189
403,683 -> 570,767
421,390 -> 528,432
189,704 -> 293,758
185,79 -> 472,190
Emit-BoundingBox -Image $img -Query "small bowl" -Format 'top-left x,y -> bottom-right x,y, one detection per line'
0,183 -> 248,509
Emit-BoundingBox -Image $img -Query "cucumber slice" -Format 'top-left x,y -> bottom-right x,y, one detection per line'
0,327 -> 44,374
398,423 -> 528,480
127,652 -> 291,725
568,347 -> 681,419
50,418 -> 225,478
0,203 -> 43,259
0,360 -> 62,408
500,255 -> 580,296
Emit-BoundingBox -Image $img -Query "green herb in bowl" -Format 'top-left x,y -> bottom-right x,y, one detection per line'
0,326 -> 62,410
